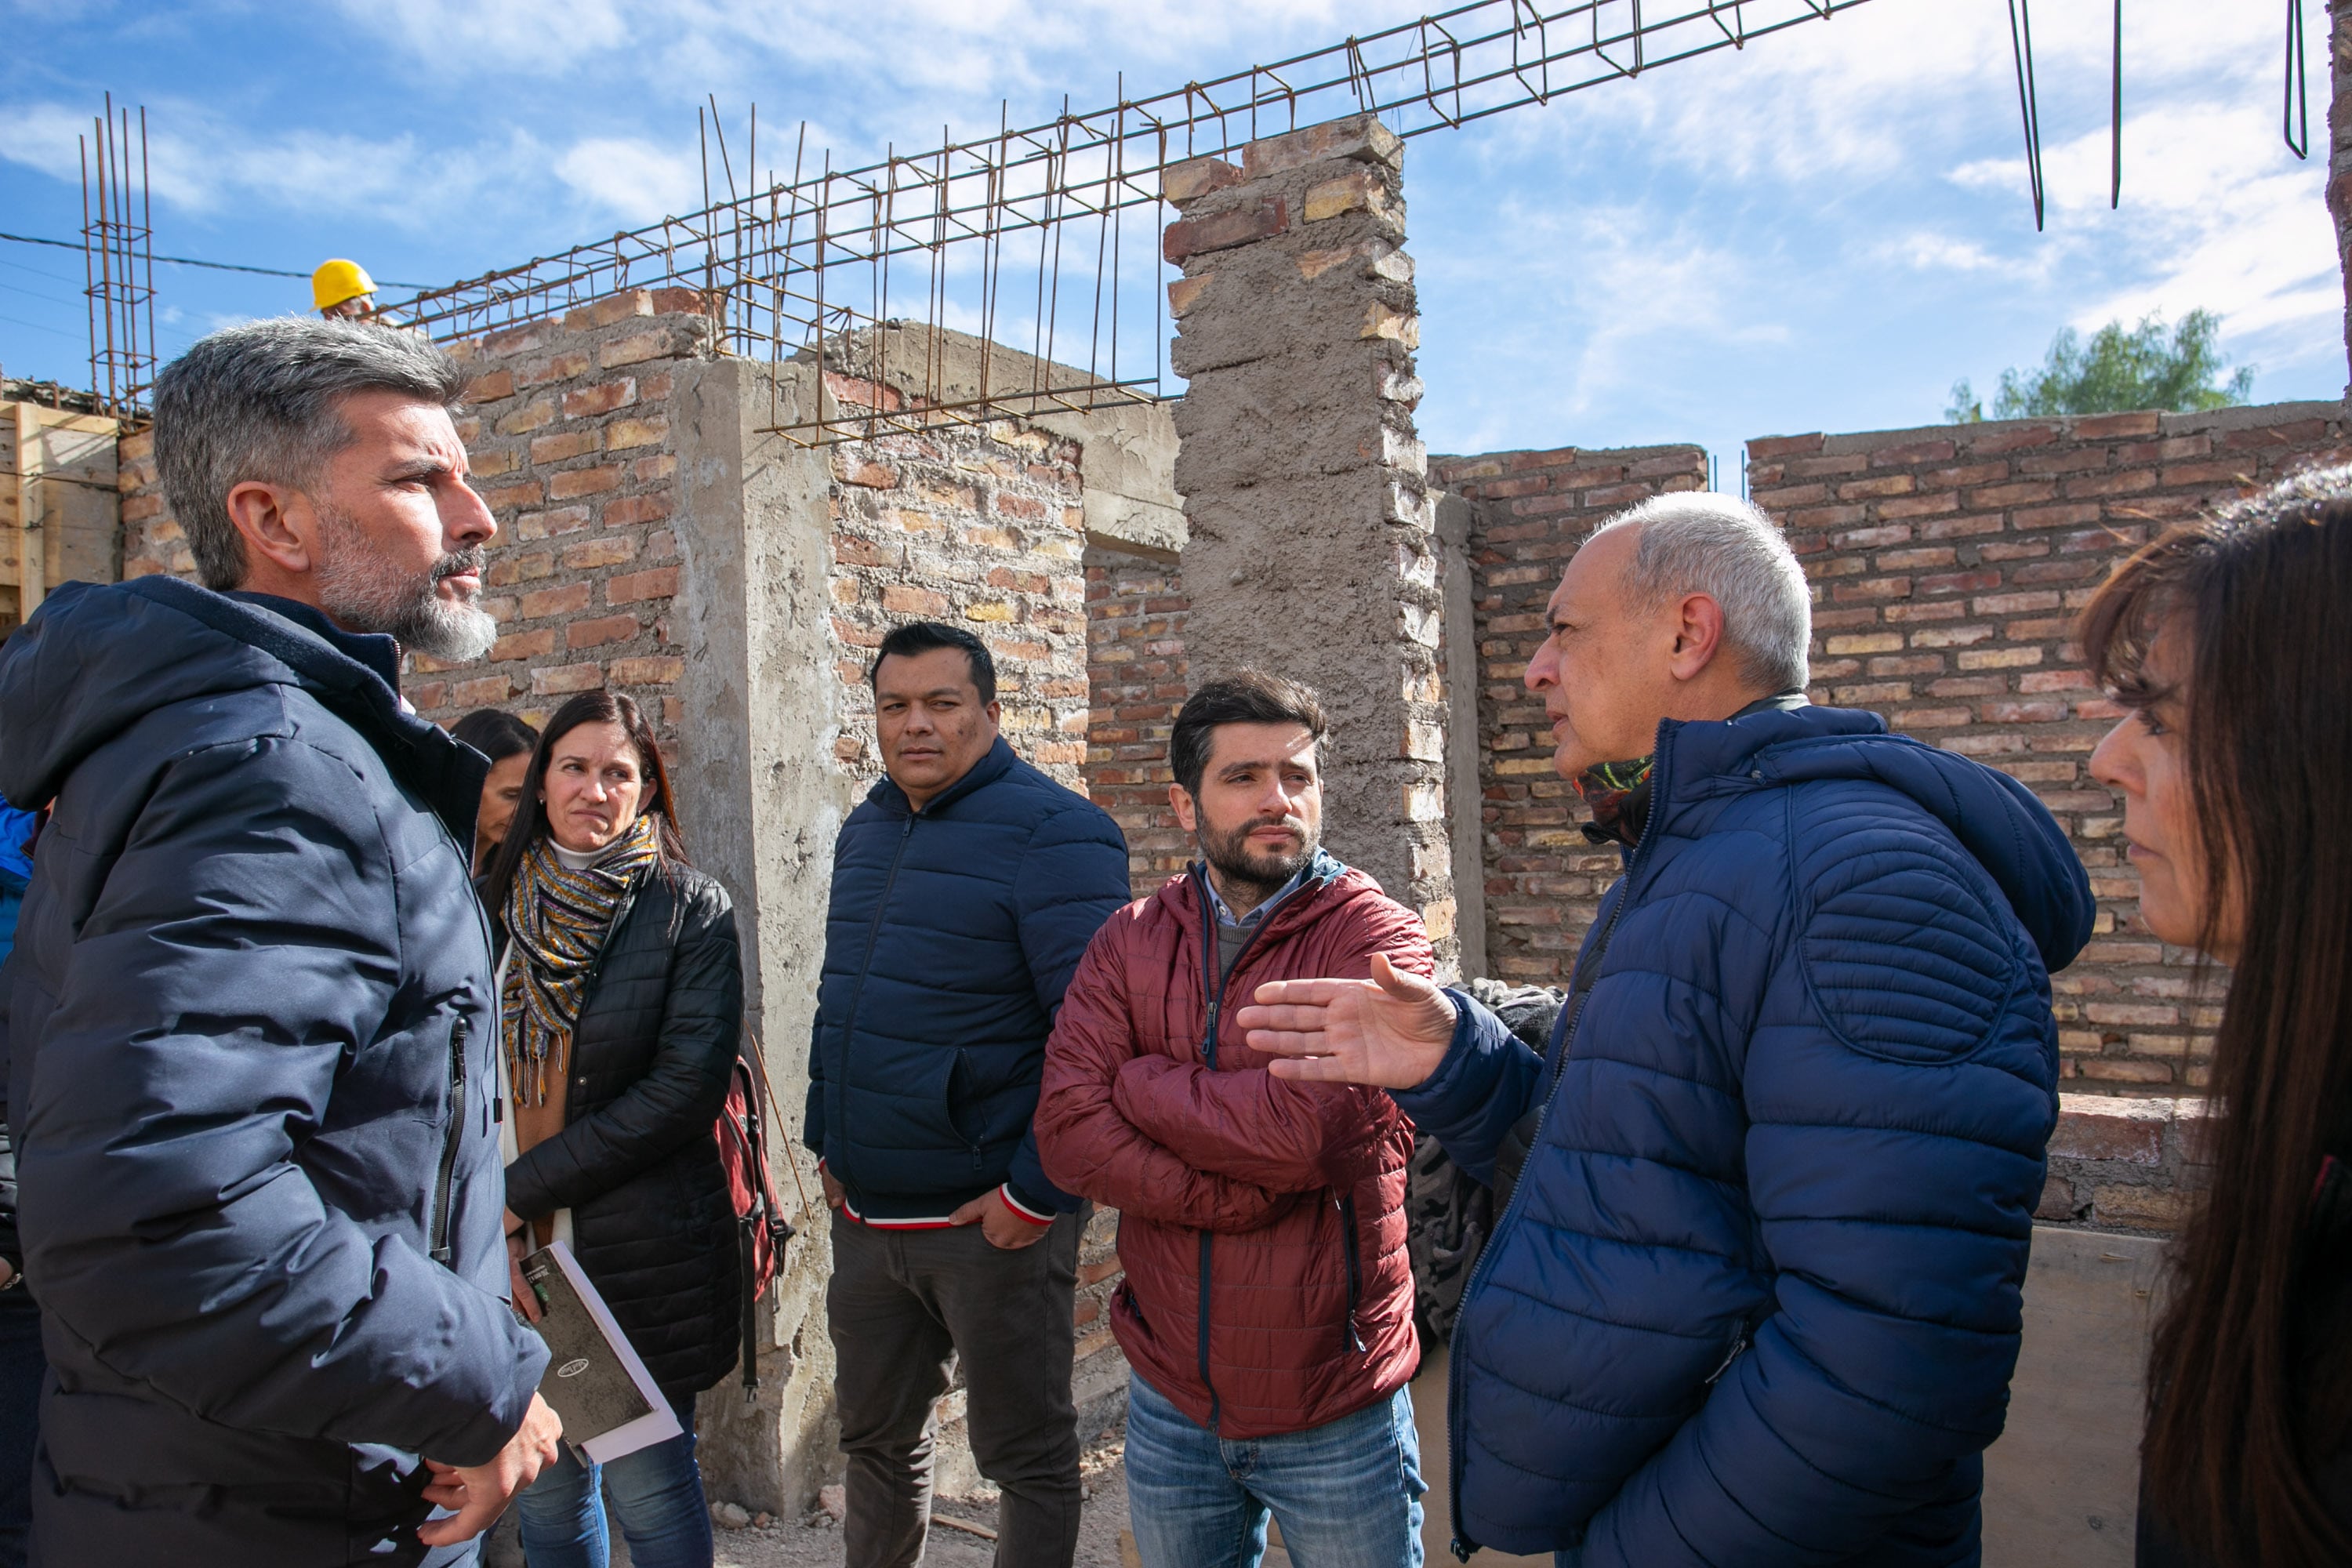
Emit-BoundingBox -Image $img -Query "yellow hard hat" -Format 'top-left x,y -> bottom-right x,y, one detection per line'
312,259 -> 377,312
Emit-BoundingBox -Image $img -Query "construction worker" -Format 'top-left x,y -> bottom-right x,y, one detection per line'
312,259 -> 379,321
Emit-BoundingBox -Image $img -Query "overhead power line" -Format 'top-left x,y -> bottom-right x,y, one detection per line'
0,230 -> 427,288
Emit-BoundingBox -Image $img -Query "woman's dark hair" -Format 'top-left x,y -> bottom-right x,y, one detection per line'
1169,670 -> 1328,797
869,619 -> 996,704
479,691 -> 689,919
2081,466 -> 2352,1566
448,706 -> 539,764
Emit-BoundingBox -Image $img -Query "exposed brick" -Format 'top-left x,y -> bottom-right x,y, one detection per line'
568,614 -> 641,650
530,430 -> 600,464
604,493 -> 673,527
882,584 -> 952,616
492,627 -> 558,662
562,379 -> 637,419
610,655 -> 686,687
1163,197 -> 1289,263
561,537 -> 638,571
531,662 -> 604,696
604,416 -> 669,451
609,566 -> 679,604
549,463 -> 626,499
521,583 -> 593,619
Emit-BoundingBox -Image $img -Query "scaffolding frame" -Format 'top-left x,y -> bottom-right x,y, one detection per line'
80,95 -> 158,420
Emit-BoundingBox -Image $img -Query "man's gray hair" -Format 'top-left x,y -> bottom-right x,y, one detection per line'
1588,491 -> 1812,692
151,318 -> 468,590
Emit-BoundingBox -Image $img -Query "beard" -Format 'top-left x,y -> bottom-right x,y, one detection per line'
1197,811 -> 1317,906
311,506 -> 498,662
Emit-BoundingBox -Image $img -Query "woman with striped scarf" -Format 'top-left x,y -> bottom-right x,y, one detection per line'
478,690 -> 744,1568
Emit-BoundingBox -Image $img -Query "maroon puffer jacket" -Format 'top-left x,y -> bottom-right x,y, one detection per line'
1036,857 -> 1431,1439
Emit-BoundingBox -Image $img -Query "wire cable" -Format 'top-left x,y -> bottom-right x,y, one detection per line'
0,230 -> 429,288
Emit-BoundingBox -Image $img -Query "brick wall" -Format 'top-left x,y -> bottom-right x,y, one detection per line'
118,426 -> 180,579
1438,405 -> 2350,1094
1430,442 -> 1710,985
2041,1094 -> 2208,1233
1081,541 -> 1191,898
823,418 -> 1092,792
421,292 -> 713,746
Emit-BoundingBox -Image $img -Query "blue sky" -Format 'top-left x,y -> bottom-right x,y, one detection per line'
2,1 -> 2336,481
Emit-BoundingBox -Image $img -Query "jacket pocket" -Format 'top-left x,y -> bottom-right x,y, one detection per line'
846,1044 -> 978,1193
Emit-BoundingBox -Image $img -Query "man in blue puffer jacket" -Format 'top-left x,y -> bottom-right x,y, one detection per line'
1242,492 -> 2094,1566
807,619 -> 1131,1568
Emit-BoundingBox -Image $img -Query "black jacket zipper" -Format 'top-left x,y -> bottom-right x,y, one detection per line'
1444,737 -> 1675,1561
832,814 -> 918,1200
1338,1191 -> 1365,1354
428,1015 -> 470,1265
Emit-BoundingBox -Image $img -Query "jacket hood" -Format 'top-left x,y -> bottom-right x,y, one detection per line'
1660,703 -> 2095,974
0,576 -> 483,837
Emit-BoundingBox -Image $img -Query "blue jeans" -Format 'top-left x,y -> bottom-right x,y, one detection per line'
1124,1374 -> 1424,1568
514,1391 -> 712,1568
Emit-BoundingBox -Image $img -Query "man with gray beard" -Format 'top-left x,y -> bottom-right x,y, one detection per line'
0,319 -> 557,1565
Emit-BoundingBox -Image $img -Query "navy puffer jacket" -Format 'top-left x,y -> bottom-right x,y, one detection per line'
0,578 -> 546,1565
805,737 -> 1130,1222
1399,703 -> 2093,1566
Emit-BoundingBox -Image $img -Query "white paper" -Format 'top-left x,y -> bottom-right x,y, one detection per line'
544,1240 -> 684,1464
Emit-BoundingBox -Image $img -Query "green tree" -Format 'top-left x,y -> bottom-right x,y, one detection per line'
1946,309 -> 2255,423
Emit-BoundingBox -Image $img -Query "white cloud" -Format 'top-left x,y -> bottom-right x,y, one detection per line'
0,97 -> 537,227
555,138 -> 704,222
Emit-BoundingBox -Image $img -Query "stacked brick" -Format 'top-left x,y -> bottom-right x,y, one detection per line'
118,429 -> 182,579
1757,404 -> 2350,1090
823,419 -> 1092,792
1081,543 -> 1191,898
1430,443 -> 1711,985
1161,114 -> 1456,963
418,291 -> 715,747
2039,1094 -> 2209,1234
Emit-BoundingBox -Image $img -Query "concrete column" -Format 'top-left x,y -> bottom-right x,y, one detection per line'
2332,0 -> 2352,397
1164,114 -> 1456,967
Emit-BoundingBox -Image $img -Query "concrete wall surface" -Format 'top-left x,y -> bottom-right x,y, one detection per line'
1981,1226 -> 2165,1565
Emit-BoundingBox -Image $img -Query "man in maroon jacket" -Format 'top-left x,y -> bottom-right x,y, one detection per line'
1036,671 -> 1432,1568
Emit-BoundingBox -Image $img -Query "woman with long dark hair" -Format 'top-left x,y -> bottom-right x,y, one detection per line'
450,706 -> 539,873
481,690 -> 742,1568
2082,466 -> 2352,1566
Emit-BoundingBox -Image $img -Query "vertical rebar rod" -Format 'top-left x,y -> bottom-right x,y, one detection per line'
78,135 -> 97,408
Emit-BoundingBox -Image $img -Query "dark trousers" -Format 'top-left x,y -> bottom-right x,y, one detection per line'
827,1208 -> 1083,1568
0,1294 -> 38,1568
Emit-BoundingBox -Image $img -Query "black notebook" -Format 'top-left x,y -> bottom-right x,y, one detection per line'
519,1242 -> 681,1463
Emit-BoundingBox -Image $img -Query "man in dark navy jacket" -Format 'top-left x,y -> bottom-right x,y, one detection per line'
0,319 -> 557,1565
1241,493 -> 2094,1567
807,619 -> 1130,1568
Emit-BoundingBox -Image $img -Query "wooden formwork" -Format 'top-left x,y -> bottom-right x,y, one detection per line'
0,401 -> 121,634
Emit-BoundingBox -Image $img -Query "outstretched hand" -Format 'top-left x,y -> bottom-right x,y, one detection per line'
1238,953 -> 1457,1090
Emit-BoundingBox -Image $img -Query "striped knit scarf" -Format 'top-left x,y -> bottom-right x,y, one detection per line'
500,815 -> 662,1109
